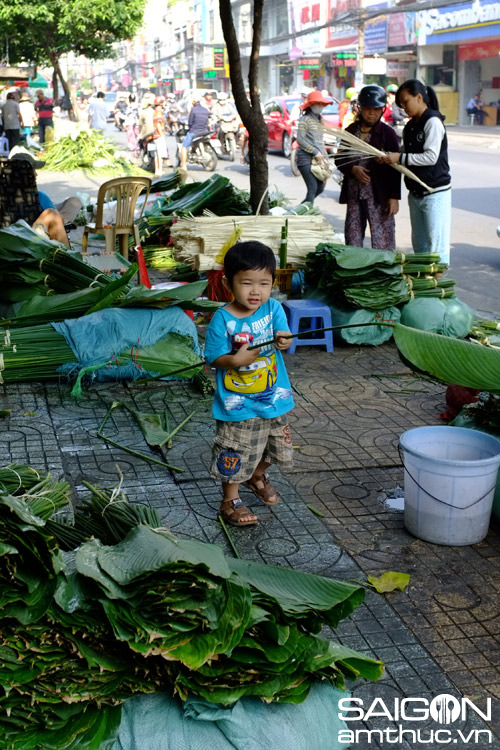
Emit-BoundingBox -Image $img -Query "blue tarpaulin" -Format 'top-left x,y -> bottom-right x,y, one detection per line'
53,307 -> 201,382
112,683 -> 349,750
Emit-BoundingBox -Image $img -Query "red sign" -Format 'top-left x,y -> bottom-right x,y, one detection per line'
458,40 -> 500,61
213,48 -> 225,68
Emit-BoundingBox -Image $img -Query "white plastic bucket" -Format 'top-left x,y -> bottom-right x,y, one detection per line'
399,426 -> 500,546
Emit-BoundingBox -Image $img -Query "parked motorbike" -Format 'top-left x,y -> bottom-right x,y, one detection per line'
175,124 -> 220,172
218,116 -> 238,161
139,133 -> 157,173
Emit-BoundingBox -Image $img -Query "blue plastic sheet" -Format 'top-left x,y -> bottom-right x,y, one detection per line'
112,683 -> 349,750
52,307 -> 201,382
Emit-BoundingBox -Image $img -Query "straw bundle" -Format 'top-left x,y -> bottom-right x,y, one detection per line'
170,215 -> 337,271
322,123 -> 434,193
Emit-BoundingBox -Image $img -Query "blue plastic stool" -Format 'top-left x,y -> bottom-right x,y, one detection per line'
282,299 -> 334,354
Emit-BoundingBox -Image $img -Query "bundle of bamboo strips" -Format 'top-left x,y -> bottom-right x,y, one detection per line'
170,215 -> 338,270
323,123 -> 434,193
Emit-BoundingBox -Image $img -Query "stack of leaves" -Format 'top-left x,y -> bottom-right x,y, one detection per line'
0,468 -> 383,748
0,324 -> 204,387
43,130 -> 148,176
0,221 -> 134,308
305,244 -> 454,311
469,318 -> 500,348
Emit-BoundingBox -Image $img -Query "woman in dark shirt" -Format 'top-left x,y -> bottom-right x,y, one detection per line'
335,85 -> 401,251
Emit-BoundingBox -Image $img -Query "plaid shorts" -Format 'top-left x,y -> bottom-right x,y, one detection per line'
210,415 -> 293,484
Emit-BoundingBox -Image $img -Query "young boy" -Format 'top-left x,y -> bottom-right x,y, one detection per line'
204,241 -> 295,526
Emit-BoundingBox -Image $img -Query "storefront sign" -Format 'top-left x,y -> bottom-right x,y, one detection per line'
458,39 -> 500,59
213,48 -> 225,69
363,56 -> 387,74
388,13 -> 416,49
331,51 -> 357,66
289,0 -> 323,56
417,0 -> 500,45
326,0 -> 360,49
298,57 -> 321,69
204,70 -> 217,79
387,61 -> 410,77
364,17 -> 388,54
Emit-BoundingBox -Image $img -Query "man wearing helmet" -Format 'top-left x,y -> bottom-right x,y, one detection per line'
179,92 -> 211,170
335,85 -> 401,251
213,92 -> 238,150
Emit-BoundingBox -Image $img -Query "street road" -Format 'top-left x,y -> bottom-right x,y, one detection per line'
40,123 -> 500,316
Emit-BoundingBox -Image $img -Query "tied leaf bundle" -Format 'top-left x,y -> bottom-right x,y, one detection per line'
0,466 -> 383,749
305,243 -> 454,311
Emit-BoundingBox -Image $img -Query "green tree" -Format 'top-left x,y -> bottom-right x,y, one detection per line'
219,0 -> 269,214
0,0 -> 146,106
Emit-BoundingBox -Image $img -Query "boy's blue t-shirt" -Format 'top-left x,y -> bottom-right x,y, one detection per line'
204,298 -> 294,422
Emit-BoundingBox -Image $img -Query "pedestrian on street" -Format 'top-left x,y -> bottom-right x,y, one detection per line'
138,92 -> 155,143
381,80 -> 451,265
124,94 -> 140,155
19,93 -> 36,137
88,92 -> 108,133
296,90 -> 332,205
1,92 -> 22,151
335,85 -> 400,251
153,96 -> 170,176
204,241 -> 294,527
34,90 -> 54,144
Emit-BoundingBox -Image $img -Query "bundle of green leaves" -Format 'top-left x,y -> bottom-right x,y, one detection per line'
305,244 -> 454,311
0,465 -> 383,749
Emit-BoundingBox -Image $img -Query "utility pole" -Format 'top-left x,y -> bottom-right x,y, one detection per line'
355,20 -> 365,90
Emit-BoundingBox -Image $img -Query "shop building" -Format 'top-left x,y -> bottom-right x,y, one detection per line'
417,0 -> 500,125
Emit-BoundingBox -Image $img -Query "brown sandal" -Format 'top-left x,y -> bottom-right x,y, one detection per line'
245,472 -> 279,506
220,497 -> 258,526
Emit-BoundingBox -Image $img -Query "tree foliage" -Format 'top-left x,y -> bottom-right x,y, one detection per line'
1,0 -> 147,66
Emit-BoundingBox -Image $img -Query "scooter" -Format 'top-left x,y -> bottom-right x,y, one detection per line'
114,110 -> 126,132
139,133 -> 156,173
175,124 -> 220,172
218,116 -> 238,161
167,107 -> 182,136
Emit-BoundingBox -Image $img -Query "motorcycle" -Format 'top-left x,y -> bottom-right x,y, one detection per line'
167,107 -> 182,136
139,133 -> 157,173
290,125 -> 340,183
114,109 -> 126,132
175,124 -> 220,172
218,116 -> 238,161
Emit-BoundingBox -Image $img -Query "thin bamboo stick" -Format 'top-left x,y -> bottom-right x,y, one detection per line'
323,123 -> 434,193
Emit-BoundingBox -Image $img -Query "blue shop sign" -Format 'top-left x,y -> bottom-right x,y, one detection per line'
365,17 -> 388,54
418,0 -> 500,44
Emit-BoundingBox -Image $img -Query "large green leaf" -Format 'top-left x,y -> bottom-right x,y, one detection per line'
117,279 -> 208,307
229,558 -> 365,627
90,526 -> 232,584
393,323 -> 500,394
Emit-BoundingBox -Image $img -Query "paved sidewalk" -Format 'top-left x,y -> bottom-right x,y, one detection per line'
0,334 -> 498,748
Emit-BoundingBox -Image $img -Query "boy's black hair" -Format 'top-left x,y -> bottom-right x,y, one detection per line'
224,241 -> 276,286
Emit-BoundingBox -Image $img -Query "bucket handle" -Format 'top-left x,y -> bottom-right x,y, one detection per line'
398,446 -> 498,510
